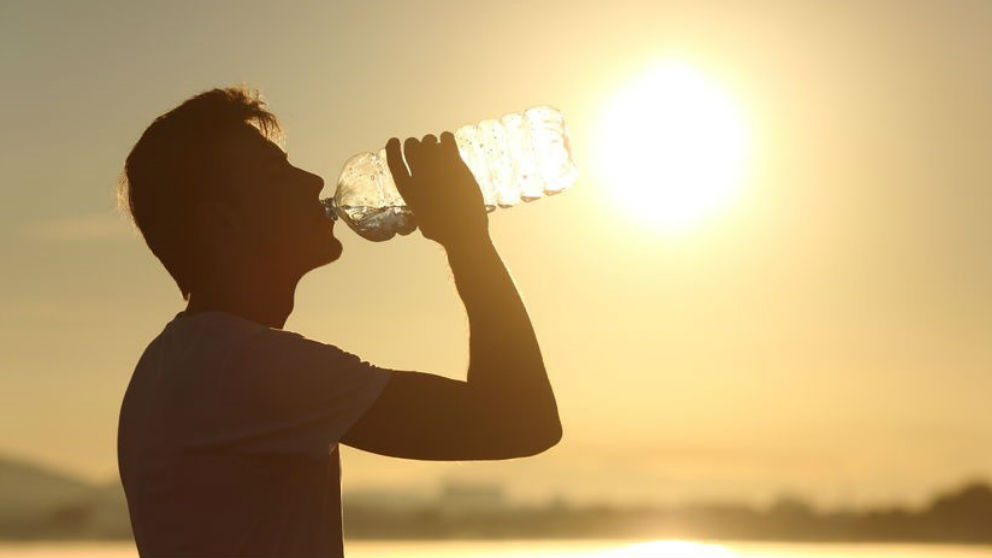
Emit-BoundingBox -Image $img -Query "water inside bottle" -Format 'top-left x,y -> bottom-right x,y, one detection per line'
322,198 -> 416,242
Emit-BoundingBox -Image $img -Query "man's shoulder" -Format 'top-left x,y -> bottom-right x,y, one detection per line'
165,311 -> 327,346
133,310 -> 367,388
130,312 -> 266,379
167,310 -> 267,337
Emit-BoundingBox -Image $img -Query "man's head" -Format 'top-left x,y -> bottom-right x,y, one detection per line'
120,87 -> 340,300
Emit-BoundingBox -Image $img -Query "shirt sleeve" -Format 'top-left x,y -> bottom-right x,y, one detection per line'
181,327 -> 393,456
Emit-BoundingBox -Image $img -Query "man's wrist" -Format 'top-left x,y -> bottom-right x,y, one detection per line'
442,232 -> 496,259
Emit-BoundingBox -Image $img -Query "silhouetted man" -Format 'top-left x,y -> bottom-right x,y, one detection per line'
117,88 -> 561,557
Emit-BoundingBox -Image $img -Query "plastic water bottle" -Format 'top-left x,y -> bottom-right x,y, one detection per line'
321,106 -> 578,241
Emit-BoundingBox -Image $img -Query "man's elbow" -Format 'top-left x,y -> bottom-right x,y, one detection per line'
540,420 -> 564,451
481,395 -> 563,458
514,418 -> 563,457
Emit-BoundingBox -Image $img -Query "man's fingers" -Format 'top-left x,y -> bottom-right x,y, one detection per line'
403,137 -> 421,172
385,137 -> 410,185
389,137 -> 419,206
439,131 -> 459,159
421,134 -> 438,146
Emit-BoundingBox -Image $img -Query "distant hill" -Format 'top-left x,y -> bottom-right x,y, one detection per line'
0,455 -> 130,539
0,452 -> 989,542
0,455 -> 92,515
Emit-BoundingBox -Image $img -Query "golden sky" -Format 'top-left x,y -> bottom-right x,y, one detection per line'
1,0 -> 990,509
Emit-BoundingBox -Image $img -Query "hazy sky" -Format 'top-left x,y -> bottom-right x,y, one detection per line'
2,0 -> 990,509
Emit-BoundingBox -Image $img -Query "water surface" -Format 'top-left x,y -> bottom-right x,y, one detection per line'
2,539 -> 991,557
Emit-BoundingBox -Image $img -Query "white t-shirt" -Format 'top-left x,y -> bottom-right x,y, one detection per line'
117,311 -> 393,557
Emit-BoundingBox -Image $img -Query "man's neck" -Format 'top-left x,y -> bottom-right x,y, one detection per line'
185,274 -> 300,329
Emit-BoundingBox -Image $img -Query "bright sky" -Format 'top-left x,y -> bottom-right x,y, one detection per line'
1,0 -> 990,509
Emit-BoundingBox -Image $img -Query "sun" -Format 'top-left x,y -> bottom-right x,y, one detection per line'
596,60 -> 750,233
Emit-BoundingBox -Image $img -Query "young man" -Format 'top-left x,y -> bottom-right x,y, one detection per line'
117,87 -> 561,557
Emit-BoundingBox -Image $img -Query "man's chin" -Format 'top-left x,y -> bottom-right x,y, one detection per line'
317,238 -> 343,266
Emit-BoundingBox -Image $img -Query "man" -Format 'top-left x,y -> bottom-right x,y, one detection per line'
117,87 -> 562,557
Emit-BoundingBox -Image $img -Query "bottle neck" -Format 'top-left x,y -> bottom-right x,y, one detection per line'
320,197 -> 338,221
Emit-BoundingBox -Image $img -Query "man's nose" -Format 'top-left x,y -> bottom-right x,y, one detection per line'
304,170 -> 324,195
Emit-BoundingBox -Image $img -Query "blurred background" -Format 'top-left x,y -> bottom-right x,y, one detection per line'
1,1 -> 991,556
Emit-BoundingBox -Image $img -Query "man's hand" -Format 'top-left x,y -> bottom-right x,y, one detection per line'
385,133 -> 489,249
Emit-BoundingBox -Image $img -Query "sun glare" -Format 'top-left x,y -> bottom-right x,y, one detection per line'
594,540 -> 738,558
596,60 -> 750,233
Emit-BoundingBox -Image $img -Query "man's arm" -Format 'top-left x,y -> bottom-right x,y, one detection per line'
339,133 -> 561,460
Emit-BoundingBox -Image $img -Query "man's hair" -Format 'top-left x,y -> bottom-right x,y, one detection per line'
118,86 -> 282,300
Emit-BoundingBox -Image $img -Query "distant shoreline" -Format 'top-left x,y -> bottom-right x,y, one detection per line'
3,452 -> 990,544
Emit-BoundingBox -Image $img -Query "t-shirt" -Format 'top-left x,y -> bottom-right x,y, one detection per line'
117,310 -> 393,557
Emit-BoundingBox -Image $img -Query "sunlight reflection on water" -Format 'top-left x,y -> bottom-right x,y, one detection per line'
594,540 -> 735,557
3,539 -> 992,558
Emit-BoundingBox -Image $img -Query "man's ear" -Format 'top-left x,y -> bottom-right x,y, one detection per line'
192,200 -> 240,245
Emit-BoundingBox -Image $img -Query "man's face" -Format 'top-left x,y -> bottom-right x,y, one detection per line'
214,124 -> 342,277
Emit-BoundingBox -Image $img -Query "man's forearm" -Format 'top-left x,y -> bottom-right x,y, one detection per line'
445,235 -> 560,433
